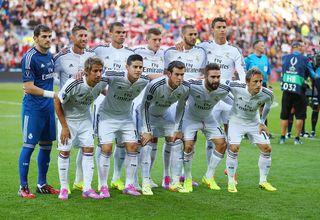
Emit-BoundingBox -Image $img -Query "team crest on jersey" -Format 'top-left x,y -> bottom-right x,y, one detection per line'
207,51 -> 212,54
144,57 -> 148,60
117,86 -> 122,90
196,95 -> 201,99
177,56 -> 182,59
28,133 -> 33,139
69,64 -> 74,67
239,97 -> 243,100
105,56 -> 109,59
40,64 -> 45,68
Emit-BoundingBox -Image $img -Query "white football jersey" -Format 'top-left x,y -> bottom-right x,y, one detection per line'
228,81 -> 273,124
54,47 -> 96,89
99,72 -> 150,119
198,41 -> 246,82
93,44 -> 134,74
134,46 -> 165,75
58,76 -> 108,121
140,76 -> 190,133
186,79 -> 230,119
164,46 -> 207,80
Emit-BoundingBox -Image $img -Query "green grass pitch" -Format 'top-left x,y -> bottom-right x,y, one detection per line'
0,82 -> 319,219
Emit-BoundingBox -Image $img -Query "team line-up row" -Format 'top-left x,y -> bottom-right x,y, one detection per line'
18,19 -> 277,200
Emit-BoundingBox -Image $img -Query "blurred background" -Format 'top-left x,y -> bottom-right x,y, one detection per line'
0,0 -> 319,80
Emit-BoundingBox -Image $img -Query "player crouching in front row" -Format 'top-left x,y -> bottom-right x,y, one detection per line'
226,68 -> 277,193
54,57 -> 108,200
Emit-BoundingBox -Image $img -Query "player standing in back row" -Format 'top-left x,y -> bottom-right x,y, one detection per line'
93,22 -> 134,191
54,25 -> 96,192
198,17 -> 246,179
134,28 -> 165,189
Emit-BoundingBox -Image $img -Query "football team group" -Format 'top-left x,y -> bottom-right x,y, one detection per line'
20,16 -> 315,200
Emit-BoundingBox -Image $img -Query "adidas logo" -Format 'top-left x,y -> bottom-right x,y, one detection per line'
117,86 -> 122,89
144,57 -> 148,60
177,56 -> 181,59
40,64 -> 45,68
105,56 -> 109,59
69,64 -> 74,67
239,97 -> 243,100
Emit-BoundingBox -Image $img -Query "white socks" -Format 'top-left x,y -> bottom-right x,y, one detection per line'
58,153 -> 69,189
112,144 -> 125,182
74,148 -> 83,184
98,151 -> 111,188
170,140 -> 184,184
82,152 -> 94,192
150,142 -> 157,174
205,149 -> 224,179
258,152 -> 271,184
163,142 -> 171,177
226,149 -> 238,184
140,144 -> 152,184
183,151 -> 194,179
206,140 -> 215,164
125,152 -> 138,187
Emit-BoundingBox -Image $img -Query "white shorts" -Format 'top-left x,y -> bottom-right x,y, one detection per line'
57,119 -> 94,151
212,100 -> 232,125
228,121 -> 270,145
148,104 -> 177,138
98,112 -> 138,144
182,113 -> 225,141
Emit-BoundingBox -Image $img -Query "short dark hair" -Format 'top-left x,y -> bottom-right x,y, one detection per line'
211,17 -> 226,28
204,63 -> 220,76
127,54 -> 143,65
72,25 -> 87,36
167,61 -> 185,73
181,24 -> 195,35
33,24 -> 51,37
246,67 -> 262,82
292,41 -> 301,48
84,57 -> 104,73
109,22 -> 124,32
146,28 -> 161,39
253,39 -> 263,47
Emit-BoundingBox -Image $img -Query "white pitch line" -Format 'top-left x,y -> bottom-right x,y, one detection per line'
0,100 -> 21,106
0,114 -> 20,118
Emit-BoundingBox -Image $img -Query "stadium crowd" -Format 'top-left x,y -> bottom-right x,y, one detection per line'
0,0 -> 319,71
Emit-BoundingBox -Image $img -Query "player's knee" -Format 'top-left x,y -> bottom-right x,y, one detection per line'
229,144 -> 239,153
82,147 -> 94,153
125,142 -> 138,152
260,145 -> 272,153
59,151 -> 70,157
101,144 -> 113,153
165,136 -> 175,143
184,144 -> 193,153
215,141 -> 227,154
